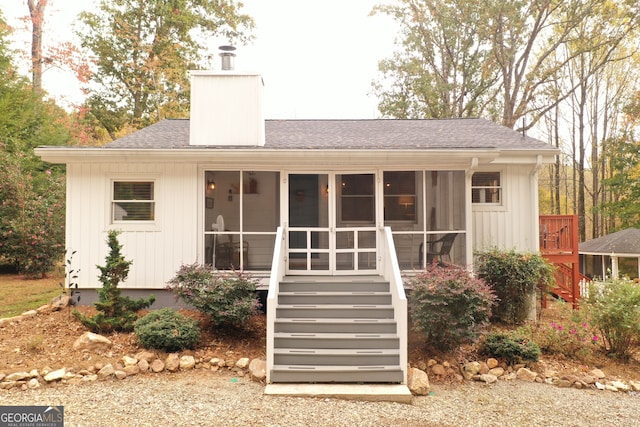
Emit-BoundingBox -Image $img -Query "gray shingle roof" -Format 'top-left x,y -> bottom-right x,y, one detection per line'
105,118 -> 556,151
579,228 -> 640,255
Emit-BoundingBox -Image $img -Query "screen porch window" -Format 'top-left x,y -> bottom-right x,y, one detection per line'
384,171 -> 416,221
112,181 -> 155,221
472,172 -> 501,204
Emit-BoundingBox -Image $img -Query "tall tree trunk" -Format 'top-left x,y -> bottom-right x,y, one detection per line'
27,0 -> 48,94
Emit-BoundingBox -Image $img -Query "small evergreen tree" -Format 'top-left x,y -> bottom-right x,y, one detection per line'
73,230 -> 155,333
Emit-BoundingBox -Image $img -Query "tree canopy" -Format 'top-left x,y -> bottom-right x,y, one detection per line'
78,0 -> 255,139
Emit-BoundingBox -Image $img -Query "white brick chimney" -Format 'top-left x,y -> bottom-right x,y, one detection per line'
189,47 -> 265,146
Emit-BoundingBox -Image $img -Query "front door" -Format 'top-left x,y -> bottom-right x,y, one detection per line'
287,173 -> 377,274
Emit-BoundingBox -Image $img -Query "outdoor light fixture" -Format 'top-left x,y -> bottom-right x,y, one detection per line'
207,180 -> 216,190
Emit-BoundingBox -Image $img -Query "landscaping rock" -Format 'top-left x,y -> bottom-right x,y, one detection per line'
97,364 -> 115,378
123,365 -> 140,376
235,357 -> 250,370
50,295 -> 71,311
249,359 -> 266,382
430,364 -> 446,376
165,354 -> 180,371
486,358 -> 499,369
26,378 -> 40,389
123,356 -> 137,366
462,362 -> 481,380
138,359 -> 150,372
488,367 -> 504,377
73,332 -> 113,353
179,355 -> 196,370
43,368 -> 66,382
150,359 -> 165,373
408,368 -> 430,395
516,367 -> 537,382
135,351 -> 155,363
477,374 -> 498,384
5,372 -> 31,382
115,370 -> 127,380
589,368 -> 606,379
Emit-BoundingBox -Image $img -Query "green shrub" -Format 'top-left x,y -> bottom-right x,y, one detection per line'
135,308 -> 201,352
166,264 -> 261,329
582,278 -> 640,358
73,230 -> 155,333
481,333 -> 541,364
475,249 -> 554,324
408,264 -> 496,351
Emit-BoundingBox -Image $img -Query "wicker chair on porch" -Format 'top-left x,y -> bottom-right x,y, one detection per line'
419,233 -> 457,266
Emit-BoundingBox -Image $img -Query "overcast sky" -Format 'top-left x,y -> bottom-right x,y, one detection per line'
3,0 -> 399,119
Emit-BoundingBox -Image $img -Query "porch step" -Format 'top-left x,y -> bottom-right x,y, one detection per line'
270,365 -> 404,383
264,384 -> 412,404
278,291 -> 392,305
279,277 -> 390,293
274,348 -> 400,366
274,318 -> 397,333
276,304 -> 394,319
274,332 -> 400,349
271,276 -> 402,384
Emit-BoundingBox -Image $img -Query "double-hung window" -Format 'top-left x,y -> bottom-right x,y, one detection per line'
112,181 -> 155,222
472,172 -> 501,205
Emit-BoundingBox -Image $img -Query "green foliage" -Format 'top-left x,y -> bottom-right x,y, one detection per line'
476,249 -> 555,324
536,318 -> 599,361
0,15 -> 71,277
582,278 -> 640,358
0,152 -> 65,277
77,0 -> 254,137
481,333 -> 541,364
407,264 -> 496,351
134,308 -> 200,352
73,231 -> 155,333
372,0 -> 497,120
166,264 -> 261,330
598,136 -> 640,229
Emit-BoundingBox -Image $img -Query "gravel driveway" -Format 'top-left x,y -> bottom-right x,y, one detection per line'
1,370 -> 639,426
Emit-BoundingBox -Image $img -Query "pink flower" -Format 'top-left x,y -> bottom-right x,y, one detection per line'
592,336 -> 599,342
557,325 -> 564,331
570,329 -> 576,335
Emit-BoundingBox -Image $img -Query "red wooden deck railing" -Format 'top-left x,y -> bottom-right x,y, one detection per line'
539,215 -> 584,308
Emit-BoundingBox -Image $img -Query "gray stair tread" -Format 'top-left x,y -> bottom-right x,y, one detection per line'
277,304 -> 393,309
272,365 -> 402,371
275,348 -> 399,355
275,318 -> 396,324
280,276 -> 387,282
274,332 -> 398,339
279,291 -> 390,296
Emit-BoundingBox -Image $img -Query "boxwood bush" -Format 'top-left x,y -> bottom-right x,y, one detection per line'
134,308 -> 200,352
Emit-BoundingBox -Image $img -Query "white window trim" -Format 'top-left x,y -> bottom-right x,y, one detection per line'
106,174 -> 161,231
471,170 -> 506,212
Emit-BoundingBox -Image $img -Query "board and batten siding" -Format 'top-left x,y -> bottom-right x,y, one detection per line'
471,165 -> 540,253
66,162 -> 198,290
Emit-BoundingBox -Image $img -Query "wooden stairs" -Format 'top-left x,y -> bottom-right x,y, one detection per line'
270,276 -> 404,383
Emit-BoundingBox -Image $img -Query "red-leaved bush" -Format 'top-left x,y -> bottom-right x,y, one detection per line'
408,264 -> 497,351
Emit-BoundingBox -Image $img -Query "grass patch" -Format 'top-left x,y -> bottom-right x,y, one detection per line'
0,274 -> 62,318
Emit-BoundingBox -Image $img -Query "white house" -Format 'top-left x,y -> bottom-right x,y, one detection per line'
36,66 -> 558,386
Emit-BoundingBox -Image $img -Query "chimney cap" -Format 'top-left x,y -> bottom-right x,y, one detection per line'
219,45 -> 236,70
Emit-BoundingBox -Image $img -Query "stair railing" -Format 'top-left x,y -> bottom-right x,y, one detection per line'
381,226 -> 408,384
266,226 -> 285,383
